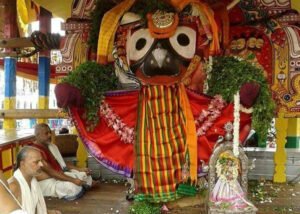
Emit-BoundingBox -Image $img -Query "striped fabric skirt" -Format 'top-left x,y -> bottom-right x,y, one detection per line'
134,85 -> 187,202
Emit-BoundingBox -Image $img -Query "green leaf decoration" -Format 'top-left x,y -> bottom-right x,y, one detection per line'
61,61 -> 118,130
129,201 -> 161,214
207,56 -> 275,146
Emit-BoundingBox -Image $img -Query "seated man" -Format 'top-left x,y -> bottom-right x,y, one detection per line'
31,123 -> 96,201
8,146 -> 61,214
0,170 -> 27,214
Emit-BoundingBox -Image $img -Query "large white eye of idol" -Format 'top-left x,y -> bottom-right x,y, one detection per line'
127,28 -> 154,62
169,26 -> 196,59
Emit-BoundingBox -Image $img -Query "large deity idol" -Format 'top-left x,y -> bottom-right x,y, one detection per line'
55,0 -> 260,203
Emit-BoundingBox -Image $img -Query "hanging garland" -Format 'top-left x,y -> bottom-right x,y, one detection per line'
207,56 -> 275,147
195,95 -> 226,136
233,92 -> 240,156
99,101 -> 135,144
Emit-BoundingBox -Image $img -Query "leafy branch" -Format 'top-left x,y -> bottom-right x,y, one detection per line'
207,56 -> 275,146
61,61 -> 118,130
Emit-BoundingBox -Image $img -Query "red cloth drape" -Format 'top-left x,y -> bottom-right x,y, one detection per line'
70,90 -> 139,177
186,89 -> 251,164
70,88 -> 252,176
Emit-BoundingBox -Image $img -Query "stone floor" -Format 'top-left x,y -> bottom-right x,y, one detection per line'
46,179 -> 300,214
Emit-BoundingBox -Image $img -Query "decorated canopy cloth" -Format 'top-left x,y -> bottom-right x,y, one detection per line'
69,86 -> 251,202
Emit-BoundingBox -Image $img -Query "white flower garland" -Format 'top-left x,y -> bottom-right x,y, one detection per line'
99,101 -> 135,144
240,105 -> 253,114
195,95 -> 226,136
233,92 -> 240,157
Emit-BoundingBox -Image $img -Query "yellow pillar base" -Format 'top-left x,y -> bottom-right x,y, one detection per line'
274,112 -> 288,183
72,127 -> 87,168
38,96 -> 49,124
3,98 -> 16,129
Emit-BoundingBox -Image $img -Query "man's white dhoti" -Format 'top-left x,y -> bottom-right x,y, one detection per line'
48,143 -> 93,187
38,143 -> 92,200
39,177 -> 84,200
14,169 -> 47,214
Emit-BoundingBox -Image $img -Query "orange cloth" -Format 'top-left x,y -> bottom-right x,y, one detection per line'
192,2 -> 220,55
147,12 -> 179,39
211,2 -> 230,49
168,0 -> 221,55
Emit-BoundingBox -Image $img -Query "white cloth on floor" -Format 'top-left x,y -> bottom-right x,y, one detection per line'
14,169 -> 47,214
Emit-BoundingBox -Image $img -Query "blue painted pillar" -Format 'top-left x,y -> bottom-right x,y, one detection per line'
37,8 -> 52,124
4,57 -> 16,129
3,0 -> 18,130
38,55 -> 50,124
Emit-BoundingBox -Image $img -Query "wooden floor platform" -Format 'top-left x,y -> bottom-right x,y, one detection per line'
46,182 -> 130,214
46,181 -> 300,214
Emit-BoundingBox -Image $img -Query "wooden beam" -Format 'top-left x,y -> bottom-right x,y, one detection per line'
0,52 -> 18,58
0,38 -> 34,48
0,109 -> 68,119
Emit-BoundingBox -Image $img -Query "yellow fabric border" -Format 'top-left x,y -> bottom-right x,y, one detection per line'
97,0 -> 136,64
179,84 -> 198,182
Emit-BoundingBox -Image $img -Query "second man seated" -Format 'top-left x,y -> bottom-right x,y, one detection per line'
31,123 -> 97,201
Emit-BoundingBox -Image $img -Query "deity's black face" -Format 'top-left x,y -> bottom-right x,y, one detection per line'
127,26 -> 196,78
